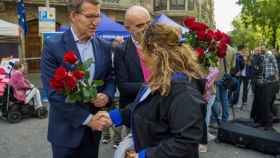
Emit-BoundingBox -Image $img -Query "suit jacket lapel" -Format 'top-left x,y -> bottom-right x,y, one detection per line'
91,38 -> 99,79
63,29 -> 82,62
127,38 -> 142,75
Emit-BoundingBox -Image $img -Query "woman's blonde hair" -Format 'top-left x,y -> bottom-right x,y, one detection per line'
142,23 -> 205,96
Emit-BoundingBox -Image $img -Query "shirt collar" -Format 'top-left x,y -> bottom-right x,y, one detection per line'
131,36 -> 140,48
70,26 -> 93,43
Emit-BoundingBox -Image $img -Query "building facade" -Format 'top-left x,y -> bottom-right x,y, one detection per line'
0,0 -> 214,72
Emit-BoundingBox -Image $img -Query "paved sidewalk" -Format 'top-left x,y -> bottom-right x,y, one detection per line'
10,72 -> 276,158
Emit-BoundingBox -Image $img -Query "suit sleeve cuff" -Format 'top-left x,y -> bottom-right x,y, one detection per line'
138,149 -> 146,158
109,109 -> 123,127
82,114 -> 93,125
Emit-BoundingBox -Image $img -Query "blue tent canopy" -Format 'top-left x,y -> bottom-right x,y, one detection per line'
58,13 -> 130,40
96,14 -> 130,40
153,14 -> 189,34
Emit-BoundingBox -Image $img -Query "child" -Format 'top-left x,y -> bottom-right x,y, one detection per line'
8,62 -> 43,109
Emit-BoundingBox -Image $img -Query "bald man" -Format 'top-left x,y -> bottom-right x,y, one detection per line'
111,6 -> 150,149
114,6 -> 151,108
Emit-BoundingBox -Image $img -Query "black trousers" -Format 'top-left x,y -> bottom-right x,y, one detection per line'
52,128 -> 101,158
238,76 -> 249,104
251,82 -> 276,128
201,104 -> 208,145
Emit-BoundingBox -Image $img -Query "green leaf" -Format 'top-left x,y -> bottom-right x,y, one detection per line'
93,80 -> 104,86
82,58 -> 94,68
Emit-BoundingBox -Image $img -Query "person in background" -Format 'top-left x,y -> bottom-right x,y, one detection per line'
210,45 -> 236,126
8,62 -> 43,109
251,46 -> 279,131
270,48 -> 280,122
111,5 -> 151,149
235,45 -> 252,109
199,67 -> 219,153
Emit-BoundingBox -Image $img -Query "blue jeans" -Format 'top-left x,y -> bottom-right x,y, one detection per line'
212,80 -> 229,123
205,95 -> 216,127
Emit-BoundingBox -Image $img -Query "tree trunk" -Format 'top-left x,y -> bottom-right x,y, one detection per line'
272,26 -> 277,48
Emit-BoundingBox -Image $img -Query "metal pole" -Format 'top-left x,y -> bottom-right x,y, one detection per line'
20,28 -> 28,73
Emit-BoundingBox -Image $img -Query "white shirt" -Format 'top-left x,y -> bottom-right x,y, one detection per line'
71,27 -> 95,81
70,27 -> 95,125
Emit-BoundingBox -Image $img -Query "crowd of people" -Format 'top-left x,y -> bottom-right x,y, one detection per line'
39,0 -> 279,158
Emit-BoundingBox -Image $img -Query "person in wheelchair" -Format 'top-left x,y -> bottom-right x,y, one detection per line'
8,62 -> 43,109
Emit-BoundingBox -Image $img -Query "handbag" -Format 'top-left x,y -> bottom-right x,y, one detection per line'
221,58 -> 238,91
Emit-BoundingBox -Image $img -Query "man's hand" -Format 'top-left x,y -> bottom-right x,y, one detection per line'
86,111 -> 112,131
91,93 -> 109,108
112,36 -> 124,48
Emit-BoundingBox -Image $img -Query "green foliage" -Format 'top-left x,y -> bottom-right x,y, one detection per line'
236,0 -> 280,48
230,17 -> 262,50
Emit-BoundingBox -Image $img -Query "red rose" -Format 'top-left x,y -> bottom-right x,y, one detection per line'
64,51 -> 78,64
221,33 -> 231,44
206,30 -> 215,42
183,17 -> 196,29
0,68 -> 5,74
190,22 -> 208,32
217,42 -> 227,58
214,30 -> 224,41
50,78 -> 65,91
54,66 -> 67,80
196,31 -> 207,41
195,48 -> 205,58
65,73 -> 77,91
73,70 -> 86,80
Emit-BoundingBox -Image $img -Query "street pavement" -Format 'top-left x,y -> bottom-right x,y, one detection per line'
0,73 -> 279,158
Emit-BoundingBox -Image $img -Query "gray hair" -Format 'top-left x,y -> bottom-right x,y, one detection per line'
67,0 -> 101,13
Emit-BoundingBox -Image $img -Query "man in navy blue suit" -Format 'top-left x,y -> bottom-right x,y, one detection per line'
114,6 -> 151,108
41,0 -> 115,157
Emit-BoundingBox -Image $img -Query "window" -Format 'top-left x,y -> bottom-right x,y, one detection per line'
154,0 -> 167,11
170,0 -> 185,10
188,0 -> 194,10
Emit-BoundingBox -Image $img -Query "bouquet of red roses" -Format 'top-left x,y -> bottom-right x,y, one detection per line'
50,51 -> 103,103
182,16 -> 231,67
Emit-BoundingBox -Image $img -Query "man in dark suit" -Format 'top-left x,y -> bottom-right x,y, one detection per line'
40,0 -> 115,157
114,6 -> 151,107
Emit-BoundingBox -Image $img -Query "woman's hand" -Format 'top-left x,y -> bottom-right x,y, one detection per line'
125,150 -> 138,158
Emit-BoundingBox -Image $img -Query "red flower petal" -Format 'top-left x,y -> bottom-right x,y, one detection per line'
50,78 -> 65,91
65,73 -> 77,91
196,31 -> 207,41
64,51 -> 78,64
183,16 -> 196,28
195,48 -> 205,58
54,66 -> 67,80
73,70 -> 86,80
214,30 -> 224,41
217,42 -> 227,58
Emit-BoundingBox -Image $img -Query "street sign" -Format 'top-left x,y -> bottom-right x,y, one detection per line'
38,7 -> 56,34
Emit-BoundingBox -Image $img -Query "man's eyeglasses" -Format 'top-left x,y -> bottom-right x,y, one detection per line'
78,12 -> 101,21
